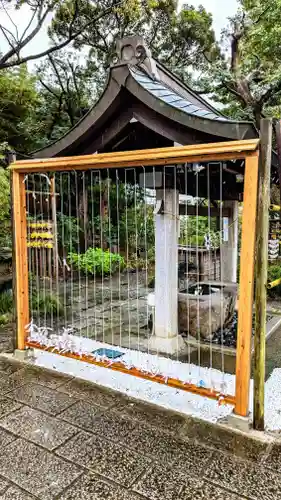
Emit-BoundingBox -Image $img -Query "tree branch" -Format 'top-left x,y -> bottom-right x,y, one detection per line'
260,80 -> 281,107
47,91 -> 64,140
0,0 -> 19,41
253,6 -> 271,25
19,6 -> 38,43
0,24 -> 16,52
220,80 -> 249,106
0,3 -> 52,66
0,1 -> 123,70
69,61 -> 80,99
48,55 -> 66,93
39,78 -> 61,100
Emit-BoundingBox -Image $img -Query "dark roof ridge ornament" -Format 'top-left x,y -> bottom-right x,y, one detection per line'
112,35 -> 159,81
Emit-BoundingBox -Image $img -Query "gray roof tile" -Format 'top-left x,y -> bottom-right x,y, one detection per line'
130,67 -> 228,122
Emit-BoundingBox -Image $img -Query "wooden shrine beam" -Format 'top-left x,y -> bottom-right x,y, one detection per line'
10,139 -> 259,173
179,205 -> 231,217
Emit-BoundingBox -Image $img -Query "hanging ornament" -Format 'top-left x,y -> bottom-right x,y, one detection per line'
268,240 -> 279,260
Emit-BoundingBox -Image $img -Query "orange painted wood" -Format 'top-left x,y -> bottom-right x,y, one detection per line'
25,340 -> 235,406
235,152 -> 259,417
10,139 -> 259,173
10,152 -> 256,173
13,171 -> 29,350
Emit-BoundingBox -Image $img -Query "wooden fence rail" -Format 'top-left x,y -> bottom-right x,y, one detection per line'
11,139 -> 260,417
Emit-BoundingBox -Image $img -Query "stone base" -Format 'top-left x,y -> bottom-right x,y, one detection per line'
14,348 -> 34,362
226,411 -> 251,432
0,325 -> 14,354
147,334 -> 187,355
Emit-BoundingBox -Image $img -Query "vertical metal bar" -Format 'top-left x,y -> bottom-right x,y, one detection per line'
13,171 -> 29,350
235,151 -> 259,417
51,176 -> 59,281
254,119 -> 272,430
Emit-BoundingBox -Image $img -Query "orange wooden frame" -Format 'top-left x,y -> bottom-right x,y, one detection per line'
11,139 -> 260,417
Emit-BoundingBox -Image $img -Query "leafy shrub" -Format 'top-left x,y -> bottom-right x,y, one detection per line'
69,247 -> 125,276
0,290 -> 13,315
267,264 -> 281,297
57,213 -> 81,254
119,205 -> 155,254
179,215 -> 220,248
0,313 -> 10,325
31,292 -> 63,316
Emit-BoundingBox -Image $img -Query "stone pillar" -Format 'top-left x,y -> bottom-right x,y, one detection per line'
148,188 -> 185,354
221,200 -> 239,283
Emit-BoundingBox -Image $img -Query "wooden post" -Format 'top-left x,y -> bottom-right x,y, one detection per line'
12,171 -> 29,350
235,151 -> 259,417
275,120 -> 281,213
275,120 -> 281,259
50,177 -> 59,280
253,119 -> 272,430
9,152 -> 17,353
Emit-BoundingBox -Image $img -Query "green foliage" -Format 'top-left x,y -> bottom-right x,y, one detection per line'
201,0 -> 281,126
0,291 -> 13,315
0,166 -> 10,221
0,314 -> 10,326
127,247 -> 155,271
154,4 -> 219,82
57,213 -> 81,254
69,247 -> 125,276
46,0 -> 218,103
267,264 -> 281,297
31,292 -> 63,316
0,161 -> 11,262
179,215 -> 219,247
36,53 -> 95,144
0,1 -> 219,148
120,205 -> 155,255
0,67 -> 42,152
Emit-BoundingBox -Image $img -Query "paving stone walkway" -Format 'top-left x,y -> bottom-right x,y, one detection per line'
0,356 -> 280,499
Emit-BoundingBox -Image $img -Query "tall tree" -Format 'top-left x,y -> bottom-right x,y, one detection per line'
36,52 -> 94,142
50,0 -> 219,87
0,0 -> 129,70
0,65 -> 41,152
35,0 -> 219,145
201,0 -> 281,127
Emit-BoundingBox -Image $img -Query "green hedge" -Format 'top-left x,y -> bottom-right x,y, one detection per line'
69,247 -> 125,276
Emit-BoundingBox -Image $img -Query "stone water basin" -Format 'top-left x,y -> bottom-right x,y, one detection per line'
148,281 -> 237,341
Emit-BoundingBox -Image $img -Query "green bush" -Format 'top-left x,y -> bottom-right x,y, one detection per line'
57,213 -> 81,254
179,215 -> 220,248
0,290 -> 13,315
69,247 -> 125,276
31,292 -> 63,316
0,313 -> 10,325
267,264 -> 281,297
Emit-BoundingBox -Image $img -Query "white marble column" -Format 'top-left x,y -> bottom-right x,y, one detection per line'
148,188 -> 185,353
221,200 -> 239,283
